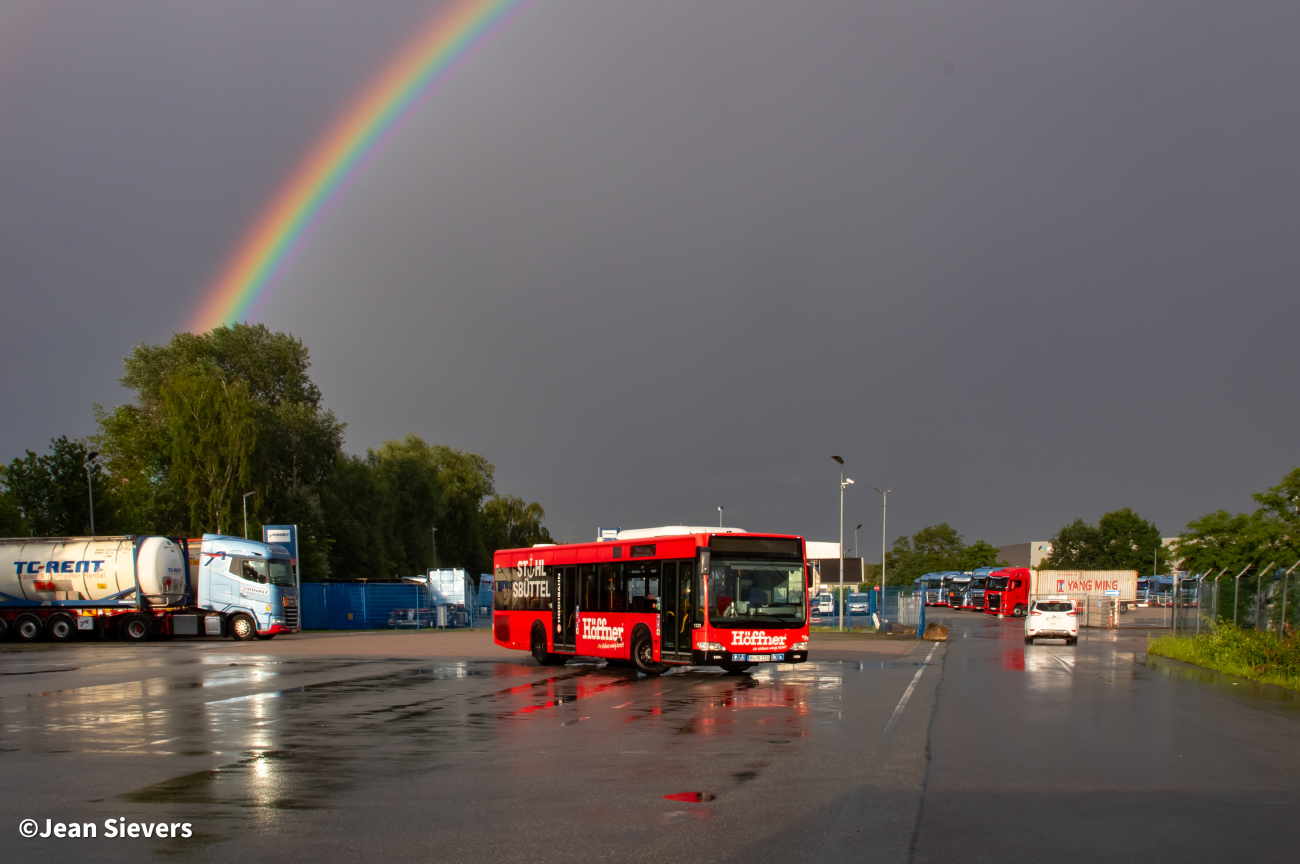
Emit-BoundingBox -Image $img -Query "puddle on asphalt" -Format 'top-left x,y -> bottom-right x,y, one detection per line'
1144,654 -> 1300,714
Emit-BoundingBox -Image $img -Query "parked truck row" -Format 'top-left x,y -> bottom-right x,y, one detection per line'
915,567 -> 1139,617
0,534 -> 299,642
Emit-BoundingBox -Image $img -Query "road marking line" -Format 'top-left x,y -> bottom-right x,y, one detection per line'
612,701 -> 632,709
883,644 -> 938,734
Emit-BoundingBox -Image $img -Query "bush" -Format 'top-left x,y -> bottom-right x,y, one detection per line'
1148,623 -> 1300,691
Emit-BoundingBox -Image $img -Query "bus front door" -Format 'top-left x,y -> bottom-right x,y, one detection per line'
558,566 -> 577,652
659,561 -> 695,663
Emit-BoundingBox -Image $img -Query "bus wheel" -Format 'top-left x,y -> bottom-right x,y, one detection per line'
13,614 -> 43,643
719,662 -> 754,675
46,614 -> 76,643
120,614 -> 151,643
229,614 -> 256,641
631,631 -> 664,676
530,625 -> 562,665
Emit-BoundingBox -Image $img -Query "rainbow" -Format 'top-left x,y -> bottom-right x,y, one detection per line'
191,0 -> 528,333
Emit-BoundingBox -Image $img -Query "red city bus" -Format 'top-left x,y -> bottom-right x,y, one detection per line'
492,531 -> 811,675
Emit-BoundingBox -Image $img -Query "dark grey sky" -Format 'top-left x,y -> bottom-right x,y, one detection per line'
3,0 -> 1298,554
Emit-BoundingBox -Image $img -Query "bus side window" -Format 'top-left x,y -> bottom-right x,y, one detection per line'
598,562 -> 623,612
580,564 -> 598,611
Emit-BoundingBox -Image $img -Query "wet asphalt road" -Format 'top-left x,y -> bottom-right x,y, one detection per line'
3,614 -> 1299,863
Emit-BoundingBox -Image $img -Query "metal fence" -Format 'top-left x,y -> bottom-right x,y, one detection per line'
300,583 -> 479,631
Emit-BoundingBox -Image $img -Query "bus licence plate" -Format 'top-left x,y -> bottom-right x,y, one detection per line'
733,653 -> 783,663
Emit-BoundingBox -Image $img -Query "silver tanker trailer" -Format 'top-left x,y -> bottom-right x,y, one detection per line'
0,534 -> 298,642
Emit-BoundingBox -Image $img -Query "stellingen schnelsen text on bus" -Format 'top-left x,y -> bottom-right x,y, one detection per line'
492,531 -> 811,675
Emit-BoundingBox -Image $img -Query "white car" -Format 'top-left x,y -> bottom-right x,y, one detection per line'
1024,597 -> 1078,645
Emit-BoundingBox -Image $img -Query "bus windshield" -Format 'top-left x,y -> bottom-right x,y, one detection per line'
708,558 -> 806,628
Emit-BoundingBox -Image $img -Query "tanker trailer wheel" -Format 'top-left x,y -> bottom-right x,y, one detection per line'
229,614 -> 256,642
13,614 -> 43,642
120,614 -> 151,643
46,613 -> 76,643
0,617 -> 7,641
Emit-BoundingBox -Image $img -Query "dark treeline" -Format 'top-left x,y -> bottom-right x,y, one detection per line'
0,325 -> 552,581
884,524 -> 1005,585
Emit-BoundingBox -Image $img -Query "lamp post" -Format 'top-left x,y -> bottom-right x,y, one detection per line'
832,457 -> 853,632
242,491 -> 256,539
718,505 -> 723,529
84,452 -> 100,534
871,485 -> 897,627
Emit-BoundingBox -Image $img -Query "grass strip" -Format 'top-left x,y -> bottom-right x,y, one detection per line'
1148,623 -> 1300,692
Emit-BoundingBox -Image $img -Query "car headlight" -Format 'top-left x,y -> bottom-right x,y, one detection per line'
791,641 -> 809,651
697,642 -> 727,652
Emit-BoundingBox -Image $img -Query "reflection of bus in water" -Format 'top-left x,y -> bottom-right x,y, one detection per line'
915,573 -> 946,606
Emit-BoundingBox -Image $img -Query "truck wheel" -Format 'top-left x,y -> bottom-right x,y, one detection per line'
229,614 -> 256,641
13,614 -> 42,642
631,630 -> 664,676
46,614 -> 76,643
120,614 -> 150,642
1013,605 -> 1026,618
0,617 -> 7,640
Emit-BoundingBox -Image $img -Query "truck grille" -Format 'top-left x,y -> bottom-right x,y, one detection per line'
987,596 -> 1000,610
284,606 -> 299,629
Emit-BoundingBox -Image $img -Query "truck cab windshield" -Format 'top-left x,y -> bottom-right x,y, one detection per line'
987,576 -> 1008,591
708,558 -> 806,628
236,558 -> 295,587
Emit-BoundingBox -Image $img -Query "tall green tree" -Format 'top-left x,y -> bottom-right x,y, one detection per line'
1043,508 -> 1168,572
963,540 -> 1007,570
1,436 -> 111,535
483,494 -> 554,552
886,523 -> 967,585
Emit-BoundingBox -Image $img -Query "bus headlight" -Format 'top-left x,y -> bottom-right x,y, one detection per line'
791,641 -> 809,651
697,642 -> 726,652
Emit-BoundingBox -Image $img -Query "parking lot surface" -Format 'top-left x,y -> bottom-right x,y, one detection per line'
3,615 -> 1298,862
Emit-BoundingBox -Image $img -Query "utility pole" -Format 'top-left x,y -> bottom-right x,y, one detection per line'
832,457 -> 853,632
84,452 -> 100,534
242,491 -> 256,539
871,486 -> 897,626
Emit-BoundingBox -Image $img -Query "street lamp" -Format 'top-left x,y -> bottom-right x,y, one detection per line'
832,456 -> 853,632
242,491 -> 257,539
718,505 -> 723,529
84,452 -> 100,534
871,485 -> 898,627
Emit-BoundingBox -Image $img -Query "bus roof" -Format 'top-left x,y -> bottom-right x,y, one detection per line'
492,531 -> 806,566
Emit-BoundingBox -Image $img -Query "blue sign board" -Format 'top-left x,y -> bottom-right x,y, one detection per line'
263,525 -> 299,565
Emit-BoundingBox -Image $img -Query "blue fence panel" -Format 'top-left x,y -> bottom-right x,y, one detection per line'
300,583 -> 434,630
300,583 -> 328,630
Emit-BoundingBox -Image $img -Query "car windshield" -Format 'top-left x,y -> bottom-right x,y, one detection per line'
850,594 -> 869,601
1035,602 -> 1073,612
708,557 -> 806,628
987,577 -> 1008,590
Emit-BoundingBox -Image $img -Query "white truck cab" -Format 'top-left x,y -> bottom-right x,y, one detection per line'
1025,596 -> 1079,645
